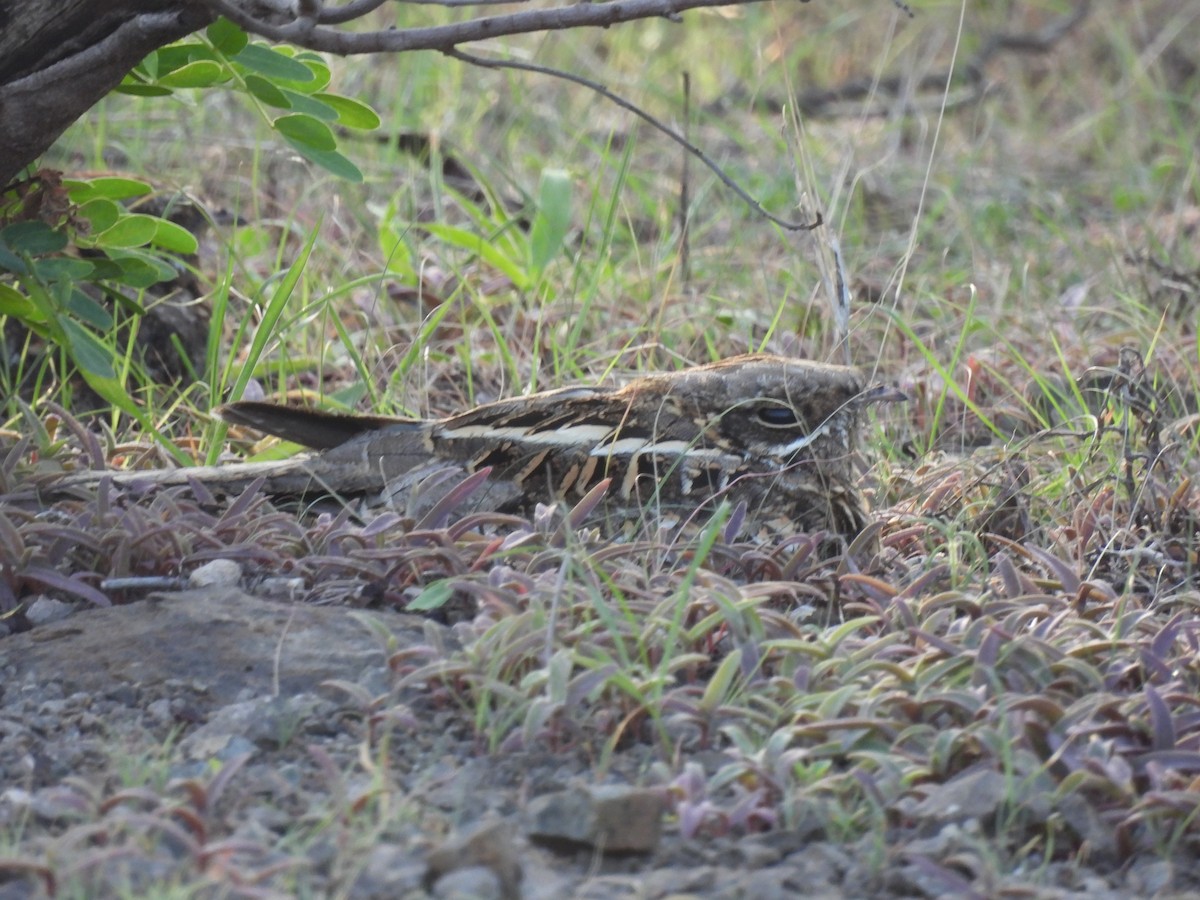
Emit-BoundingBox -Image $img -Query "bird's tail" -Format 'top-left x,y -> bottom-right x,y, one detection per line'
216,401 -> 420,450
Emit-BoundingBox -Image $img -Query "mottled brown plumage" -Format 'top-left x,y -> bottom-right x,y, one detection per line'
61,355 -> 895,538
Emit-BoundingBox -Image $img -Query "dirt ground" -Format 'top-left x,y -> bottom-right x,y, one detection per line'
2,585 -> 1196,899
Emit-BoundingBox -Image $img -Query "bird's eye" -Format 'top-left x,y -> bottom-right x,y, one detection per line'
756,406 -> 799,426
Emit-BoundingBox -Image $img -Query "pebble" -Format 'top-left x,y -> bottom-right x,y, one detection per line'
425,819 -> 523,900
525,784 -> 665,854
187,559 -> 243,588
25,597 -> 75,625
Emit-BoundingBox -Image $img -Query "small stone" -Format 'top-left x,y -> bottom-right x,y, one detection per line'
258,576 -> 306,599
347,842 -> 425,900
1126,859 -> 1174,895
431,866 -> 504,900
104,684 -> 139,706
525,784 -> 665,854
425,820 -> 522,900
37,698 -> 68,716
644,867 -> 717,895
177,693 -> 327,760
784,842 -> 852,883
28,785 -> 91,823
178,722 -> 258,763
145,698 -> 173,724
903,822 -> 967,858
737,867 -> 812,900
737,838 -> 784,869
24,597 -> 75,626
188,559 -> 243,588
1,788 -> 32,811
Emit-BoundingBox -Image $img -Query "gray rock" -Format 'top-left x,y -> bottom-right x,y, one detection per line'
431,866 -> 505,900
425,819 -> 523,900
258,576 -> 306,599
644,865 -> 717,895
24,596 -> 75,626
736,837 -> 784,869
1126,858 -> 1174,895
0,587 -> 433,706
348,843 -> 426,900
178,692 -> 331,760
187,559 -> 243,588
525,784 -> 665,854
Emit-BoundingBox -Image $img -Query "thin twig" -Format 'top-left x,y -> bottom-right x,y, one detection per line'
830,235 -> 850,366
445,48 -> 821,232
679,71 -> 691,285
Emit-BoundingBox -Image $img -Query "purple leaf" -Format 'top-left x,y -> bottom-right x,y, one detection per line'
1136,750 -> 1200,773
723,500 -> 747,544
1150,613 -> 1183,660
361,513 -> 403,538
186,473 -> 218,507
1021,542 -> 1081,594
416,467 -> 493,530
566,664 -> 618,706
972,626 -> 1002,684
566,477 -> 612,530
220,476 -> 268,521
1143,685 -> 1176,751
21,565 -> 111,606
996,553 -> 1022,599
896,564 -> 951,600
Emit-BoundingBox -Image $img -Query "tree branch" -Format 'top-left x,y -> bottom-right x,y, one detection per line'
319,0 -> 387,21
199,0 -> 832,228
204,0 -> 778,53
0,6 -> 213,184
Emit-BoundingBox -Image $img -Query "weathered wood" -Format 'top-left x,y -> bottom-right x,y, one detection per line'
0,0 -> 214,184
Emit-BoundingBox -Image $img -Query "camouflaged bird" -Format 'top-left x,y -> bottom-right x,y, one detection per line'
60,355 -> 894,538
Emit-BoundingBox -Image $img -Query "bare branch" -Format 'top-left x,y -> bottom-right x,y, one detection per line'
444,47 -> 822,232
292,0 -> 321,36
203,0 -> 826,227
205,0 -> 779,54
400,0 -> 535,7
